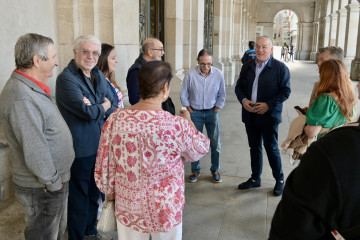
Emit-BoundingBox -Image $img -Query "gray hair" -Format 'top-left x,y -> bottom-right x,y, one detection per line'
318,46 -> 344,61
256,35 -> 273,47
14,33 -> 54,70
73,35 -> 101,52
197,49 -> 213,61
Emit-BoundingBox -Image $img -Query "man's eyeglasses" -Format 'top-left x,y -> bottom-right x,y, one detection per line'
152,48 -> 165,52
199,63 -> 212,67
79,49 -> 101,58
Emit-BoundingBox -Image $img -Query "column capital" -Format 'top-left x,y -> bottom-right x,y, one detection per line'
346,3 -> 360,12
330,12 -> 338,19
336,8 -> 347,15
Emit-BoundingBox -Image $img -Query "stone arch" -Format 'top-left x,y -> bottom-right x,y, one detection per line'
268,6 -> 303,23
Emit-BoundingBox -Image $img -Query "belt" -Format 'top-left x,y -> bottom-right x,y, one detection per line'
191,107 -> 213,111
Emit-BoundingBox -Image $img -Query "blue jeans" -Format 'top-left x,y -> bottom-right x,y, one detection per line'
190,109 -> 221,173
245,124 -> 284,181
14,182 -> 69,240
68,155 -> 100,240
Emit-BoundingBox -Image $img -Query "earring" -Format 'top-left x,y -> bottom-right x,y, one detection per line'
164,95 -> 167,98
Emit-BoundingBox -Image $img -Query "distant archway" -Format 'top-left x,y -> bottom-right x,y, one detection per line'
273,9 -> 298,48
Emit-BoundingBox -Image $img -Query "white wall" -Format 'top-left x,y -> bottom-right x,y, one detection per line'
0,0 -> 58,94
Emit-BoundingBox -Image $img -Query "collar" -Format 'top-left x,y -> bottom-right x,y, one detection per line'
196,65 -> 213,76
256,56 -> 271,69
14,69 -> 51,95
68,59 -> 100,76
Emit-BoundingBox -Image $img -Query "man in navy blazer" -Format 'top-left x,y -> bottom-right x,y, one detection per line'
235,36 -> 291,197
56,35 -> 117,240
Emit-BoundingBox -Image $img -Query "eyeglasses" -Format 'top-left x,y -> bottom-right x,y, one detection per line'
79,49 -> 101,58
152,48 -> 165,52
199,63 -> 212,67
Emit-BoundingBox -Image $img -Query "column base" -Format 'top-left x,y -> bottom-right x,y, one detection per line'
350,58 -> 360,81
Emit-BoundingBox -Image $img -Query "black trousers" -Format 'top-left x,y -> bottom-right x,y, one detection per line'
67,154 -> 100,240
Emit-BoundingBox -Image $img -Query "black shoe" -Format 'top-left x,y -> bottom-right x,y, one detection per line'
273,181 -> 284,196
238,178 -> 261,190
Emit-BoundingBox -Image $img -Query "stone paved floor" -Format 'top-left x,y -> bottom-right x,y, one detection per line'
2,59 -> 358,240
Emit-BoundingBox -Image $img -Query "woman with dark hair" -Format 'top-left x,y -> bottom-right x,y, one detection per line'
304,59 -> 355,138
97,43 -> 124,108
95,61 -> 209,240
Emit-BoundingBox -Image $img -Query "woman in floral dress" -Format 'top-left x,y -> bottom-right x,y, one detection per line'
95,61 -> 209,240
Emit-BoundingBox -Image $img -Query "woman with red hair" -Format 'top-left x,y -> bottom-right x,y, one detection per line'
304,59 -> 356,138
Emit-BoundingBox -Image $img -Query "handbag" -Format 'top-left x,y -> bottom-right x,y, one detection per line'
97,199 -> 117,232
162,97 -> 176,115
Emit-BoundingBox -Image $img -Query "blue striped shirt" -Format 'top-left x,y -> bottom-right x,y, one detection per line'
180,65 -> 226,110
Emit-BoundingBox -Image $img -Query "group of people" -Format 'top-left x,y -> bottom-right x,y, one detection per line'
280,45 -> 294,62
1,31 -> 360,240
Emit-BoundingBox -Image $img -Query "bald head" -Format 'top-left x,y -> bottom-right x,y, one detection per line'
142,38 -> 164,61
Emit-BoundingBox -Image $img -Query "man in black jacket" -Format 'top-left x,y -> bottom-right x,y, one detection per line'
235,36 -> 291,196
269,126 -> 360,240
126,38 -> 175,114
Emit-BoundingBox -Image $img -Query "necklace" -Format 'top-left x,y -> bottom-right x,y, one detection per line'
138,100 -> 162,108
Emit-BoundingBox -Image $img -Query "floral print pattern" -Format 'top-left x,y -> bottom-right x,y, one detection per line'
95,109 -> 209,233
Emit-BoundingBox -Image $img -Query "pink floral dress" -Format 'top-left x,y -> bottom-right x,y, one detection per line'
95,109 -> 209,233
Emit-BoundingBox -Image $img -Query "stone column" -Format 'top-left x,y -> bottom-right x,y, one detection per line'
350,0 -> 360,80
96,0 -> 114,45
336,8 -> 347,50
329,12 -> 338,46
241,7 -> 247,53
164,0 -> 185,109
317,17 -> 326,49
232,0 -> 243,81
297,22 -> 313,60
213,0 -> 235,86
324,16 -> 331,46
344,3 -> 360,69
113,0 -> 139,99
57,0 -> 77,70
310,22 -> 319,61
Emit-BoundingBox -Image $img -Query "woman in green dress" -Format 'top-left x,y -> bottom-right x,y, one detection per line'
304,59 -> 356,138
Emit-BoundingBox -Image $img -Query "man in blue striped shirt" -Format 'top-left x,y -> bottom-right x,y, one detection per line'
180,49 -> 226,183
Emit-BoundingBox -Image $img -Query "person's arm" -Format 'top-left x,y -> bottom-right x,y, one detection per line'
241,53 -> 247,64
214,72 -> 226,110
235,64 -> 255,113
178,115 -> 210,162
56,73 -> 106,121
180,73 -> 191,109
94,112 -> 118,195
265,64 -> 291,111
269,143 -> 339,240
126,69 -> 141,105
104,82 -> 118,117
304,125 -> 322,138
9,101 -> 62,191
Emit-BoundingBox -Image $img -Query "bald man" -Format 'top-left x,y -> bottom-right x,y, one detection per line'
126,38 -> 164,105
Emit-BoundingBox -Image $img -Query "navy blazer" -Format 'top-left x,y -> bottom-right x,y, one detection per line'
56,60 -> 117,158
235,56 -> 291,126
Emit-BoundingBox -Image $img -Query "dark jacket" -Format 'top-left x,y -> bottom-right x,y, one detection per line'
235,56 -> 291,126
241,49 -> 256,64
125,54 -> 176,115
126,54 -> 146,105
269,126 -> 360,240
56,59 -> 117,158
